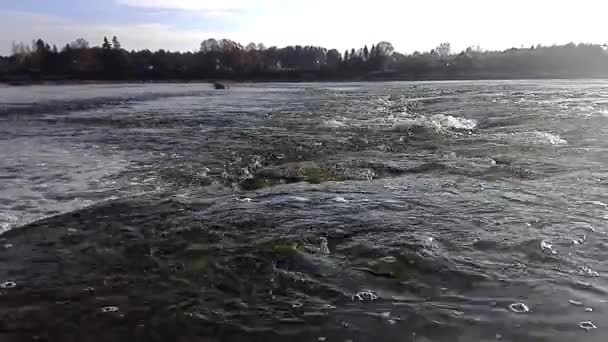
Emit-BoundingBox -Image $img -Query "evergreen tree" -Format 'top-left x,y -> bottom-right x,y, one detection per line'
102,37 -> 111,50
35,39 -> 46,52
112,36 -> 121,50
344,50 -> 349,61
363,45 -> 369,60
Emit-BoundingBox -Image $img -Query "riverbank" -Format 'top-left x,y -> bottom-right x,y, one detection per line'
3,70 -> 608,87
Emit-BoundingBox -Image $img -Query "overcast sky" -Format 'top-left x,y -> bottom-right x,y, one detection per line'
1,0 -> 607,55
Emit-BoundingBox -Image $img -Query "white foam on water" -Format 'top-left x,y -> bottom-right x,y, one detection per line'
578,266 -> 600,277
0,281 -> 17,289
0,213 -> 19,233
509,303 -> 530,313
353,291 -> 379,301
533,132 -> 568,145
332,196 -> 349,203
430,114 -> 478,130
319,237 -> 330,255
392,114 -> 477,133
322,118 -> 348,128
289,196 -> 310,202
540,240 -> 557,255
380,256 -> 397,263
506,131 -> 568,146
587,200 -> 607,208
580,321 -> 597,330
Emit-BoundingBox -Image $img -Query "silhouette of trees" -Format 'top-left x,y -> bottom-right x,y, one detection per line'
326,49 -> 342,67
70,38 -> 89,50
112,36 -> 121,50
376,41 -> 394,57
2,37 -> 608,82
245,42 -> 257,52
102,37 -> 111,50
436,42 -> 451,57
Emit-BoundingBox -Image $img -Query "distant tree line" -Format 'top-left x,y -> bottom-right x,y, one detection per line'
1,37 -> 608,82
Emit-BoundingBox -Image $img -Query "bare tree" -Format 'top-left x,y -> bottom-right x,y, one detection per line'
70,38 -> 90,50
436,42 -> 451,57
376,41 -> 395,56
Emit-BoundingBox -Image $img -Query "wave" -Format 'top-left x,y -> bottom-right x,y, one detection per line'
430,114 -> 478,130
509,131 -> 568,145
322,118 -> 348,128
392,114 -> 477,133
0,90 -> 208,117
0,195 -> 122,235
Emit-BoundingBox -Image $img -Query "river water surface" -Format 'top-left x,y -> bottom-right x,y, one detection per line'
0,81 -> 607,341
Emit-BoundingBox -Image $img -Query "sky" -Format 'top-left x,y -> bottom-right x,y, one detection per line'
1,0 -> 607,56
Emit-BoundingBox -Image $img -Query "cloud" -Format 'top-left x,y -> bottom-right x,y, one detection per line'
115,0 -> 277,12
2,0 -> 607,56
0,11 -> 246,55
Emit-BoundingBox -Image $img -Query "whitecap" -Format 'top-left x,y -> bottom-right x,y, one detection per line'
429,114 -> 477,130
572,235 -> 586,245
509,131 -> 568,145
332,196 -> 349,203
380,256 -> 397,263
578,266 -> 600,277
289,196 -> 310,202
197,167 -> 211,177
392,114 -> 476,133
392,117 -> 438,132
540,240 -> 557,255
353,291 -> 379,301
323,119 -> 347,128
587,201 -> 607,208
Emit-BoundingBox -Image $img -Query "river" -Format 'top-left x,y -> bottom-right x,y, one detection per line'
0,81 -> 607,341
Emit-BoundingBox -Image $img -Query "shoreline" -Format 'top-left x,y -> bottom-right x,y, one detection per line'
3,75 -> 608,87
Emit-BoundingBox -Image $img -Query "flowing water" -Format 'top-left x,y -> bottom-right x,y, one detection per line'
0,81 -> 607,341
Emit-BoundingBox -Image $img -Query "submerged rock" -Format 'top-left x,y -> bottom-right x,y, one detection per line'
213,82 -> 228,90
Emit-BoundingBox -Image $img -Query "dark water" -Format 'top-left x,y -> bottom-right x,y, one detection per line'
0,81 -> 607,341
